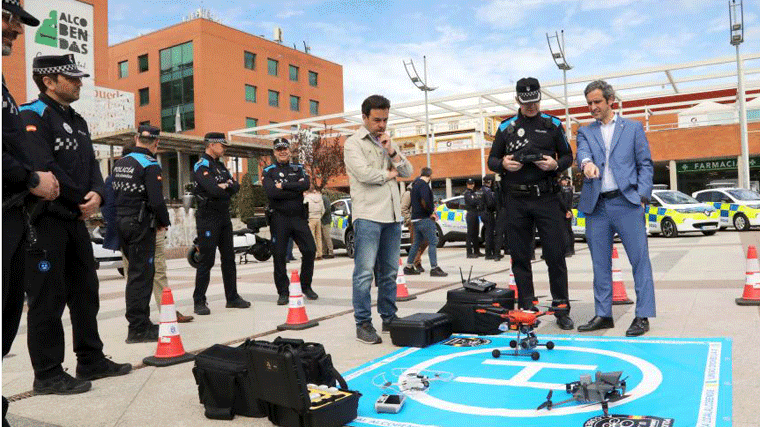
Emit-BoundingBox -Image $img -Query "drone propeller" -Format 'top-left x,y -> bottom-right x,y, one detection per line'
536,390 -> 553,410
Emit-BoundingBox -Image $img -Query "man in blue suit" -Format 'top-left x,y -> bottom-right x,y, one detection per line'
576,80 -> 655,337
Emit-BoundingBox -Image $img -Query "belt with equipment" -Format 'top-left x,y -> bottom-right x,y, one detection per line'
505,179 -> 558,197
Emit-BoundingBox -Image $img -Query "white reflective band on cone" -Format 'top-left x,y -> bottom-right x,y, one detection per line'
160,304 -> 177,323
159,322 -> 179,337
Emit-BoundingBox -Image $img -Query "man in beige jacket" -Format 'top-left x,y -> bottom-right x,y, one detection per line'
344,95 -> 413,344
305,186 -> 325,259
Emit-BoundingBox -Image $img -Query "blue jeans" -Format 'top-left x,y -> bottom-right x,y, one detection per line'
352,219 -> 401,325
406,218 -> 438,268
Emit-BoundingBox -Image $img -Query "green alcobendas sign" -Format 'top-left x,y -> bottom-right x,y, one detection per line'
676,156 -> 760,173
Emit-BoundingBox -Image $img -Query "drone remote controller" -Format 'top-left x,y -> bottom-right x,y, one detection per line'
460,267 -> 496,292
375,394 -> 405,414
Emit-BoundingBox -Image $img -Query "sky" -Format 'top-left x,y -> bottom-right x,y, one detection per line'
108,0 -> 760,110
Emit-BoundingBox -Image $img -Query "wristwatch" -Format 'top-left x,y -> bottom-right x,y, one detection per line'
26,171 -> 40,189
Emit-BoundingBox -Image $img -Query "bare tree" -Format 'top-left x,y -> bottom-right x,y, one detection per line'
292,127 -> 345,190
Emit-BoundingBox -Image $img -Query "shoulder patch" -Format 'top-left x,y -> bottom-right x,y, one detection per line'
19,99 -> 47,117
498,116 -> 518,132
126,152 -> 159,168
194,158 -> 210,173
263,164 -> 275,172
540,113 -> 562,128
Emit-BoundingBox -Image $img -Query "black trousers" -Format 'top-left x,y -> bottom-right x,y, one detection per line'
270,211 -> 316,297
118,216 -> 156,333
193,212 -> 239,305
564,216 -> 575,254
494,206 -> 509,255
505,192 -> 570,311
465,211 -> 480,255
479,210 -> 495,256
2,207 -> 26,358
26,215 -> 104,380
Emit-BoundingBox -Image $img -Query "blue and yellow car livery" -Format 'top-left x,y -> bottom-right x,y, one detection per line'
693,188 -> 760,231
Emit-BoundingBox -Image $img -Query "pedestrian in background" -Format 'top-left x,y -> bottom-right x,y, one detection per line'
478,175 -> 497,259
320,191 -> 334,258
401,182 -> 426,273
404,167 -> 447,277
344,94 -> 413,345
463,179 -> 482,258
558,175 -> 575,257
305,185 -> 325,260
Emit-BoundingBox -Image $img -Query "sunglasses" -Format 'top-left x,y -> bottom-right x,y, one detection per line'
2,11 -> 21,26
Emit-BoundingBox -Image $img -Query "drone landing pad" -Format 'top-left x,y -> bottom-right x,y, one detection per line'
343,334 -> 731,427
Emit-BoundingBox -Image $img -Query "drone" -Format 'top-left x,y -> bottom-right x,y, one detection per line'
477,304 -> 557,360
537,371 -> 629,417
372,368 -> 454,396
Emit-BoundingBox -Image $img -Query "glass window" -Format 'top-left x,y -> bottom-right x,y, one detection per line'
289,65 -> 298,81
138,54 -> 149,73
308,71 -> 318,87
268,58 -> 278,76
245,117 -> 258,133
244,51 -> 255,70
245,84 -> 256,102
118,61 -> 128,79
138,87 -> 149,106
268,90 -> 279,107
139,120 -> 151,126
269,121 -> 278,135
309,100 -> 319,115
290,95 -> 300,112
159,42 -> 195,132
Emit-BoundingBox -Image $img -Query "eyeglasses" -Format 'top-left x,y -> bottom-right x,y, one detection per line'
2,11 -> 21,26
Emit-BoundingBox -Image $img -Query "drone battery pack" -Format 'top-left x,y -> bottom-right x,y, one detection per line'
247,343 -> 360,427
389,313 -> 453,348
438,287 -> 515,335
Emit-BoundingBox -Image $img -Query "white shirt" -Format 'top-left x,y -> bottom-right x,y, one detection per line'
600,114 -> 618,192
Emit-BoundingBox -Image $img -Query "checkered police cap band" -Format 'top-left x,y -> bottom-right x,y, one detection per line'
206,137 -> 226,143
33,64 -> 78,75
4,0 -> 20,7
517,90 -> 541,103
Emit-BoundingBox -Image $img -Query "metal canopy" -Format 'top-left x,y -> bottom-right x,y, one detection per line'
94,129 -> 273,158
229,53 -> 760,141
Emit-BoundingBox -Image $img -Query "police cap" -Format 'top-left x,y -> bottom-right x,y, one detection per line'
273,138 -> 290,150
204,132 -> 229,146
32,54 -> 90,78
137,125 -> 160,139
3,0 -> 39,26
466,179 -> 475,185
516,77 -> 541,103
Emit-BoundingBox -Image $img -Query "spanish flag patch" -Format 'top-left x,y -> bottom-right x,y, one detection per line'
26,125 -> 37,132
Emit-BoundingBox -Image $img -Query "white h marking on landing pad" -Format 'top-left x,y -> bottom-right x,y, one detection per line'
455,360 -> 598,390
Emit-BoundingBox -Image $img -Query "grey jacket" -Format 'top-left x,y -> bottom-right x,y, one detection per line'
344,126 -> 413,223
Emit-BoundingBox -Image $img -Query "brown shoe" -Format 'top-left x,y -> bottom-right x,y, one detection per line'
176,311 -> 194,323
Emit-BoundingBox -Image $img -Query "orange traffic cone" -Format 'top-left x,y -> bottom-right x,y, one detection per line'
143,288 -> 195,367
396,258 -> 417,301
278,270 -> 319,330
611,246 -> 634,305
736,245 -> 760,306
508,257 -> 518,300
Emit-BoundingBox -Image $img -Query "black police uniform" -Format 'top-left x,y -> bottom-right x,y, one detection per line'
192,153 -> 243,307
262,161 -> 316,299
477,182 -> 496,258
112,146 -> 170,337
2,76 -> 37,360
463,185 -> 481,257
20,93 -> 107,380
487,110 -> 573,312
559,181 -> 575,255
493,180 -> 509,259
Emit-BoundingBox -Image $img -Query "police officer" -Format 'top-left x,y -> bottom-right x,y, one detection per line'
2,3 -> 59,420
558,175 -> 575,257
463,179 -> 481,258
192,132 -> 250,315
487,77 -> 574,330
20,54 -> 131,394
262,138 -> 318,305
112,125 -> 170,342
478,175 -> 497,259
493,176 -> 509,261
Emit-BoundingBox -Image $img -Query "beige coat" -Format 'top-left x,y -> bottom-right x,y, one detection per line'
344,126 -> 413,223
305,192 -> 325,219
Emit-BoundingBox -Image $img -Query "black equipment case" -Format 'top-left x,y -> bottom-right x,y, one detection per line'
389,313 -> 453,348
247,342 -> 360,427
438,287 -> 515,334
192,344 -> 268,420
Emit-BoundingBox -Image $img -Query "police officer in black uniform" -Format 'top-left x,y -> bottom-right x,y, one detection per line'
463,178 -> 481,258
262,138 -> 318,305
487,77 -> 574,330
20,54 -> 131,395
558,175 -> 575,256
112,125 -> 170,342
2,3 -> 59,421
478,175 -> 497,259
493,176 -> 508,261
192,132 -> 251,315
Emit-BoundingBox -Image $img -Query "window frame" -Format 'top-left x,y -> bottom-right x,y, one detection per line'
289,64 -> 299,81
309,99 -> 319,116
308,70 -> 318,87
138,87 -> 150,106
118,60 -> 128,79
267,58 -> 278,76
244,51 -> 256,70
268,90 -> 280,108
290,95 -> 300,112
245,84 -> 257,103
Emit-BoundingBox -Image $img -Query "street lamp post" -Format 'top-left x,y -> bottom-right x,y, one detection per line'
730,0 -> 750,189
404,56 -> 437,168
547,30 -> 572,179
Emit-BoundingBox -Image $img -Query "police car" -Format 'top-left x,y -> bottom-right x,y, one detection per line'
570,194 -> 586,239
692,187 -> 760,231
90,227 -> 124,275
434,196 -> 483,247
645,189 -> 719,237
329,198 -> 411,258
